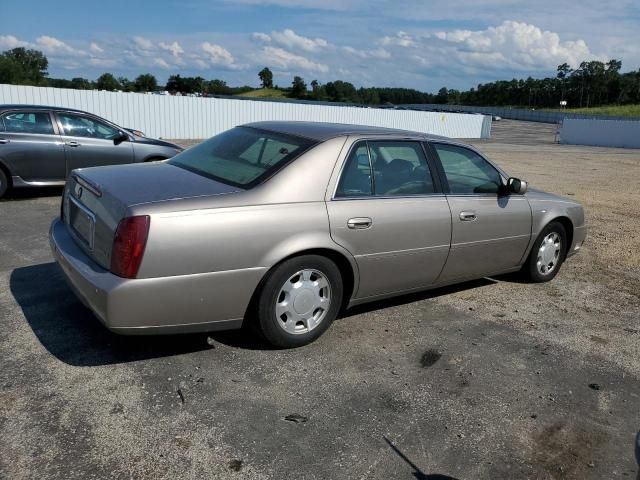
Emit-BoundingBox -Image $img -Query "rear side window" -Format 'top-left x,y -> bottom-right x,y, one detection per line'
336,141 -> 436,198
369,141 -> 435,196
432,143 -> 503,194
1,111 -> 54,135
336,143 -> 372,197
168,126 -> 316,188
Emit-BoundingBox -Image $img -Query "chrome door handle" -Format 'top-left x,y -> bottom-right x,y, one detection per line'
459,211 -> 477,221
65,141 -> 81,147
0,138 -> 9,144
347,217 -> 372,229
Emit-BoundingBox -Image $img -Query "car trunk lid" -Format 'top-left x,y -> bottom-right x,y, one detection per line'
63,162 -> 241,270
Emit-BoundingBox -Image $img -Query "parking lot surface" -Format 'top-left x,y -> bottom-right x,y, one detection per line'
1,120 -> 639,479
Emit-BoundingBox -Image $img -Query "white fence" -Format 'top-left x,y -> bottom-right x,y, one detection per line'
560,118 -> 640,148
0,84 -> 490,140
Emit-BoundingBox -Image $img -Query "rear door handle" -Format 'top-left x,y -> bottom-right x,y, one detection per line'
459,211 -> 477,221
347,217 -> 372,229
0,138 -> 9,144
65,141 -> 81,147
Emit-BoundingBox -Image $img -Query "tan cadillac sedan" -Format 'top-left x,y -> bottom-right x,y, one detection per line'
50,122 -> 586,348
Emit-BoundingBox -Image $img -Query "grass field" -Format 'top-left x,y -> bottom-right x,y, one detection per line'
235,88 -> 287,99
545,104 -> 640,117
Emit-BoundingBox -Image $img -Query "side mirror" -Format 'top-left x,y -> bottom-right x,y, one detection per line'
507,177 -> 527,194
113,132 -> 129,145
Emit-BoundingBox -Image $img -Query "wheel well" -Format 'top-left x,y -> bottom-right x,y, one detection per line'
0,161 -> 12,188
552,216 -> 574,252
252,248 -> 356,314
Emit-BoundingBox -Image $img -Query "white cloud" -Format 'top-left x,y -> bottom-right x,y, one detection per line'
260,46 -> 328,73
88,57 -> 118,68
252,32 -> 272,43
0,35 -> 29,49
36,35 -> 76,54
133,36 -> 153,51
154,58 -> 171,69
254,29 -> 328,52
159,41 -> 184,58
429,21 -> 595,70
381,31 -> 415,48
89,42 -> 104,53
343,46 -> 390,59
201,42 -> 235,65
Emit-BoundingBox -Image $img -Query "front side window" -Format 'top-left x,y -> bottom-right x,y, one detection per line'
58,113 -> 120,140
168,126 -> 316,188
1,111 -> 54,135
433,143 -> 503,194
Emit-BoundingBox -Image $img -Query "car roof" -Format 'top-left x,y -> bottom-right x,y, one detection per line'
0,104 -> 89,114
244,121 -> 454,143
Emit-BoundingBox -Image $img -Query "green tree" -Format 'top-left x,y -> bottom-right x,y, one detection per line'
71,77 -> 93,90
118,76 -> 135,92
134,73 -> 158,92
0,47 -> 48,85
290,76 -> 307,98
206,79 -> 230,95
96,73 -> 121,91
259,67 -> 273,89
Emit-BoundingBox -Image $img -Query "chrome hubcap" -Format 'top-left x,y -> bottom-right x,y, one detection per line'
275,269 -> 331,335
536,232 -> 561,275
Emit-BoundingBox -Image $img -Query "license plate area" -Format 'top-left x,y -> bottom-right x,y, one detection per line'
68,196 -> 95,250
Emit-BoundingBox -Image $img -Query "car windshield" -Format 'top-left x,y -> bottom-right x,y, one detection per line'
168,126 -> 316,188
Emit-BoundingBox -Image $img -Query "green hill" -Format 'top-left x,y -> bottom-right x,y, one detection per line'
235,88 -> 287,99
546,104 -> 640,117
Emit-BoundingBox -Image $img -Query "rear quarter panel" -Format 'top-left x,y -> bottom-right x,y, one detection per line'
138,202 -> 343,278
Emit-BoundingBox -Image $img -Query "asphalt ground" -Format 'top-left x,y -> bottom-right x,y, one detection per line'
1,120 -> 639,479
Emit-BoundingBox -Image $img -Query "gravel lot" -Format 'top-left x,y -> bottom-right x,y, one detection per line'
1,120 -> 639,479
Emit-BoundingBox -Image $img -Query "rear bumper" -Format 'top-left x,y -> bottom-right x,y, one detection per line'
49,218 -> 265,334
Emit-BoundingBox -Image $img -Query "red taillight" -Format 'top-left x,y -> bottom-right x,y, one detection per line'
110,215 -> 150,279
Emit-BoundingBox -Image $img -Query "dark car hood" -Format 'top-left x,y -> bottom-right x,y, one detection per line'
132,136 -> 183,149
73,161 -> 241,208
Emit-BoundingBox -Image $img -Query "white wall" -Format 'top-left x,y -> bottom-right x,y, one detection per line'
560,118 -> 640,148
0,84 -> 490,140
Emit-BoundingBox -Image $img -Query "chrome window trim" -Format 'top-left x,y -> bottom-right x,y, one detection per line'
331,137 -> 443,201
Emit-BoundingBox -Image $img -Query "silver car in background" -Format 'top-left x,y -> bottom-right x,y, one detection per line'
49,122 -> 586,348
0,105 -> 183,198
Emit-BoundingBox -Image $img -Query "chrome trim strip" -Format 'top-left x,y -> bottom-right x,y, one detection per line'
12,176 -> 65,187
355,244 -> 450,259
451,233 -> 531,248
71,174 -> 102,197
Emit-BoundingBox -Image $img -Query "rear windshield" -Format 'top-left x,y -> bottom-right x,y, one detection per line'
168,126 -> 316,188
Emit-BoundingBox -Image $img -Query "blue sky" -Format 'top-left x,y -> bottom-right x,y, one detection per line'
2,0 -> 639,91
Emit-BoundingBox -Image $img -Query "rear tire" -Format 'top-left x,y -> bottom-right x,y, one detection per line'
0,169 -> 9,199
522,221 -> 567,283
256,255 -> 343,348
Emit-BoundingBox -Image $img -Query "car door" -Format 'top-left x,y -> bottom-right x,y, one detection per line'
429,142 -> 532,282
326,139 -> 452,299
0,109 -> 66,182
54,112 -> 134,174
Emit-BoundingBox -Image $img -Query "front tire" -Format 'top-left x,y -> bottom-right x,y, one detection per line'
522,221 -> 567,283
256,255 -> 343,348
